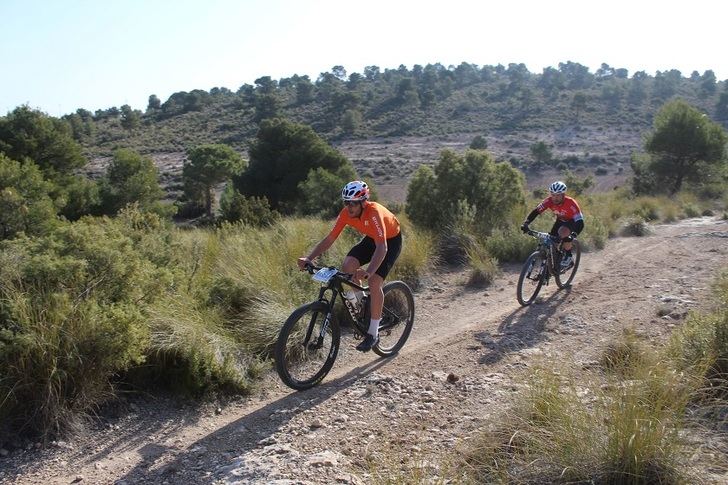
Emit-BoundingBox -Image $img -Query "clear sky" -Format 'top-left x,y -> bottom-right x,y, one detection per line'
1,0 -> 726,117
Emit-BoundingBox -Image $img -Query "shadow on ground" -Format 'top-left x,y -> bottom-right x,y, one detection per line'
476,286 -> 572,365
113,357 -> 394,483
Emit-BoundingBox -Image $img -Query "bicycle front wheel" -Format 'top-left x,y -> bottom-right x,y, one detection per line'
374,281 -> 415,357
555,240 -> 581,289
517,251 -> 545,306
274,301 -> 340,391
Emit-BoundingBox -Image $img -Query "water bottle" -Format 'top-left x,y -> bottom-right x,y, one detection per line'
343,290 -> 361,306
343,290 -> 363,315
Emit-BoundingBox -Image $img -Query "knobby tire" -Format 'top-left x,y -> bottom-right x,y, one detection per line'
373,281 -> 415,357
555,240 -> 581,289
517,251 -> 545,306
274,301 -> 340,391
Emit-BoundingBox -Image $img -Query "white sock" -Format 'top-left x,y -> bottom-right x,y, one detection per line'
368,318 -> 381,337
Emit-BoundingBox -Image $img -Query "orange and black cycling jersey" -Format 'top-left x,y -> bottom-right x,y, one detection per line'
536,195 -> 584,222
329,201 -> 401,243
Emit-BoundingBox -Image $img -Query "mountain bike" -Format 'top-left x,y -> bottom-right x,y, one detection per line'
274,263 -> 415,391
516,229 -> 581,306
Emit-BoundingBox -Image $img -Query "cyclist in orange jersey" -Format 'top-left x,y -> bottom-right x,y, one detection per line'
521,180 -> 584,269
298,181 -> 402,352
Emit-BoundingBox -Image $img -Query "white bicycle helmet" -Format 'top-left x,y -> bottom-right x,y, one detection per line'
341,180 -> 370,201
549,181 -> 567,194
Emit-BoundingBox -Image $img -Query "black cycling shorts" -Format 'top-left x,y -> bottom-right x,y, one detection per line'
550,220 -> 579,238
347,232 -> 402,279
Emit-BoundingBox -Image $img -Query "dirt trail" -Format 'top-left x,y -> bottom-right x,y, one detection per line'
3,217 -> 728,484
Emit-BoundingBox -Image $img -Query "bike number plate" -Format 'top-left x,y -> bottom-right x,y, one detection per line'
312,267 -> 337,283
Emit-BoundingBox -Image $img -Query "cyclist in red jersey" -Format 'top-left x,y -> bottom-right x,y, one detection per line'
520,180 -> 584,269
297,181 -> 402,352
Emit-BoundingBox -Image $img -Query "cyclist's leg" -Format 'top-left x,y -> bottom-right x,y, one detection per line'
370,233 -> 402,321
551,221 -> 572,250
557,225 -> 572,251
344,236 -> 374,280
342,255 -> 361,273
368,274 -> 384,320
362,234 -> 402,349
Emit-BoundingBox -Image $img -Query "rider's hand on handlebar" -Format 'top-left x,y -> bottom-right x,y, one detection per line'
297,257 -> 311,271
570,232 -> 578,240
520,222 -> 530,233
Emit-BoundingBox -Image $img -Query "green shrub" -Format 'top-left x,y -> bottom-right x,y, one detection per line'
97,149 -> 167,216
662,204 -> 680,222
600,329 -> 648,378
389,218 -> 434,290
484,227 -> 536,263
0,281 -> 148,439
634,198 -> 660,221
437,229 -> 477,267
465,244 -> 500,288
682,202 -> 700,218
469,134 -> 488,150
0,210 -> 176,438
0,209 -> 433,440
580,214 -> 610,250
218,185 -> 280,227
0,154 -> 58,239
620,216 -> 651,237
406,149 -> 525,233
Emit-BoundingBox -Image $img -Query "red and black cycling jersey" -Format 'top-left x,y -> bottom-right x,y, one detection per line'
535,195 -> 584,223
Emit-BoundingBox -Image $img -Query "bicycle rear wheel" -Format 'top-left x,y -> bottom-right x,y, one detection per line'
274,301 -> 340,391
373,281 -> 415,357
517,251 -> 545,306
555,240 -> 581,289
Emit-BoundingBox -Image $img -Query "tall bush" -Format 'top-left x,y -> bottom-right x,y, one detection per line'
0,213 -> 174,438
234,118 -> 357,214
405,149 -> 526,234
0,154 -> 58,239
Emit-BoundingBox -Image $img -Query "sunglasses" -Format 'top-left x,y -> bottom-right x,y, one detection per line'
343,200 -> 360,207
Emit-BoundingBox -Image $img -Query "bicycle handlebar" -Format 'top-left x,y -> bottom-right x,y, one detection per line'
523,228 -> 577,241
525,228 -> 552,239
303,262 -> 367,291
303,261 -> 319,274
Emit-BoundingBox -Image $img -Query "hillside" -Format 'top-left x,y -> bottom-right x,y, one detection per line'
73,62 -> 728,201
4,216 -> 727,484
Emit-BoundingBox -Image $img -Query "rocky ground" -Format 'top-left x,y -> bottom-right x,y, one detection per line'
2,216 -> 728,484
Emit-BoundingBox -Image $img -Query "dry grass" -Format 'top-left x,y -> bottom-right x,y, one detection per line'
463,353 -> 697,483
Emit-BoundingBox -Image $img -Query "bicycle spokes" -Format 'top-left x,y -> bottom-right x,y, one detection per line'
517,251 -> 546,306
526,256 -> 544,282
275,304 -> 339,390
374,281 -> 415,357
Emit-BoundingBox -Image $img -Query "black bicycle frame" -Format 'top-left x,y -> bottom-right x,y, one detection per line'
304,264 -> 402,344
528,230 -> 563,281
305,267 -> 370,342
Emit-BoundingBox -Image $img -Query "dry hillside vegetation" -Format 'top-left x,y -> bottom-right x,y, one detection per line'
3,216 -> 727,484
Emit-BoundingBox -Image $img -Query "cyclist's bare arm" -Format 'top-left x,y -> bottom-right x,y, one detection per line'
298,234 -> 337,270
